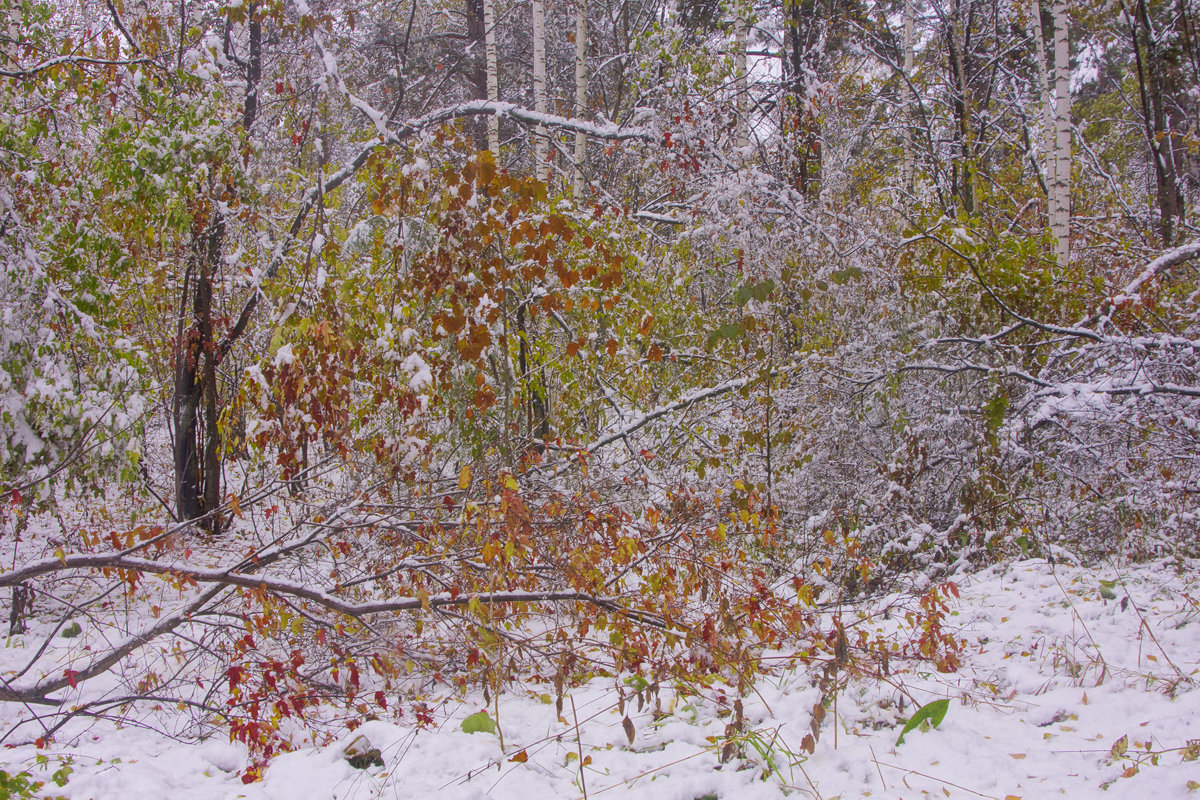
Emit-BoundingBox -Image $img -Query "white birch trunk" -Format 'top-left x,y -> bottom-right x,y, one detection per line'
1050,0 -> 1071,267
572,0 -> 588,198
532,0 -> 549,181
1029,0 -> 1054,192
735,13 -> 749,153
902,0 -> 914,188
484,0 -> 499,155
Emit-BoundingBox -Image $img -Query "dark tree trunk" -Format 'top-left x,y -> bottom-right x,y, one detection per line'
1131,0 -> 1186,245
174,214 -> 225,534
465,0 -> 490,150
785,0 -> 822,197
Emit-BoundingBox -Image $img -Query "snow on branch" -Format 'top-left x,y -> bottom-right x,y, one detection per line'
583,367 -> 794,456
0,550 -> 662,703
389,100 -> 655,144
1097,239 -> 1200,318
0,55 -> 153,79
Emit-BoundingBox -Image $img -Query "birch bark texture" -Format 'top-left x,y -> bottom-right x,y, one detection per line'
532,0 -> 549,180
735,11 -> 749,152
902,0 -> 914,189
572,0 -> 588,198
1030,0 -> 1054,191
484,0 -> 499,154
1050,0 -> 1071,267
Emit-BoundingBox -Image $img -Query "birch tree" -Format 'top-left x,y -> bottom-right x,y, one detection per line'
735,8 -> 750,153
485,0 -> 500,153
572,0 -> 588,197
902,0 -> 915,189
531,0 -> 549,178
1050,0 -> 1071,266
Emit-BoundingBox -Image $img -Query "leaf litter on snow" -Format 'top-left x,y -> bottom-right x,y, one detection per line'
3,557 -> 1199,798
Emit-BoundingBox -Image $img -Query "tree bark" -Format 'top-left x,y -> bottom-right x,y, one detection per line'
735,9 -> 749,153
484,0 -> 499,154
1030,0 -> 1054,195
1127,0 -> 1186,245
785,0 -> 820,197
1050,0 -> 1071,267
572,0 -> 588,198
532,0 -> 548,179
945,0 -> 976,214
902,0 -> 915,189
174,214 -> 224,534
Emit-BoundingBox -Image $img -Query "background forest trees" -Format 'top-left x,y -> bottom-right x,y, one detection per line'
0,0 -> 1197,771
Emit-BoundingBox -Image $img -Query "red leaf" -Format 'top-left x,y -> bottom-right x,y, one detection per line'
64,669 -> 78,688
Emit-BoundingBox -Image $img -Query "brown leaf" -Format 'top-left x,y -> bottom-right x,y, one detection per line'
622,715 -> 635,746
509,750 -> 528,763
800,733 -> 815,754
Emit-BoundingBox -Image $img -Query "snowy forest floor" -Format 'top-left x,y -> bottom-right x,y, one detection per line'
3,557 -> 1199,800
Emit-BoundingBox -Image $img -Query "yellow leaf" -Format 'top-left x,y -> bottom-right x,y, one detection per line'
1009,753 -> 1026,759
504,475 -> 519,491
418,589 -> 431,611
458,465 -> 472,490
54,547 -> 66,564
1111,734 -> 1129,759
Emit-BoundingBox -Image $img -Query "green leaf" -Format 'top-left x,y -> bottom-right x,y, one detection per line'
896,698 -> 950,745
830,266 -> 863,285
61,622 -> 82,638
706,322 -> 745,347
734,279 -> 775,305
460,711 -> 497,735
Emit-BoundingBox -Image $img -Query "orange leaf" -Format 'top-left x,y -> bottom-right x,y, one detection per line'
509,749 -> 528,763
606,339 -> 617,357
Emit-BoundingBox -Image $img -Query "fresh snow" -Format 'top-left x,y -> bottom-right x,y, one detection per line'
4,558 -> 1198,798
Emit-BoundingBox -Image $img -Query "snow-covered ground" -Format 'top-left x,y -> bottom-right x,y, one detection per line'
4,558 -> 1199,799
